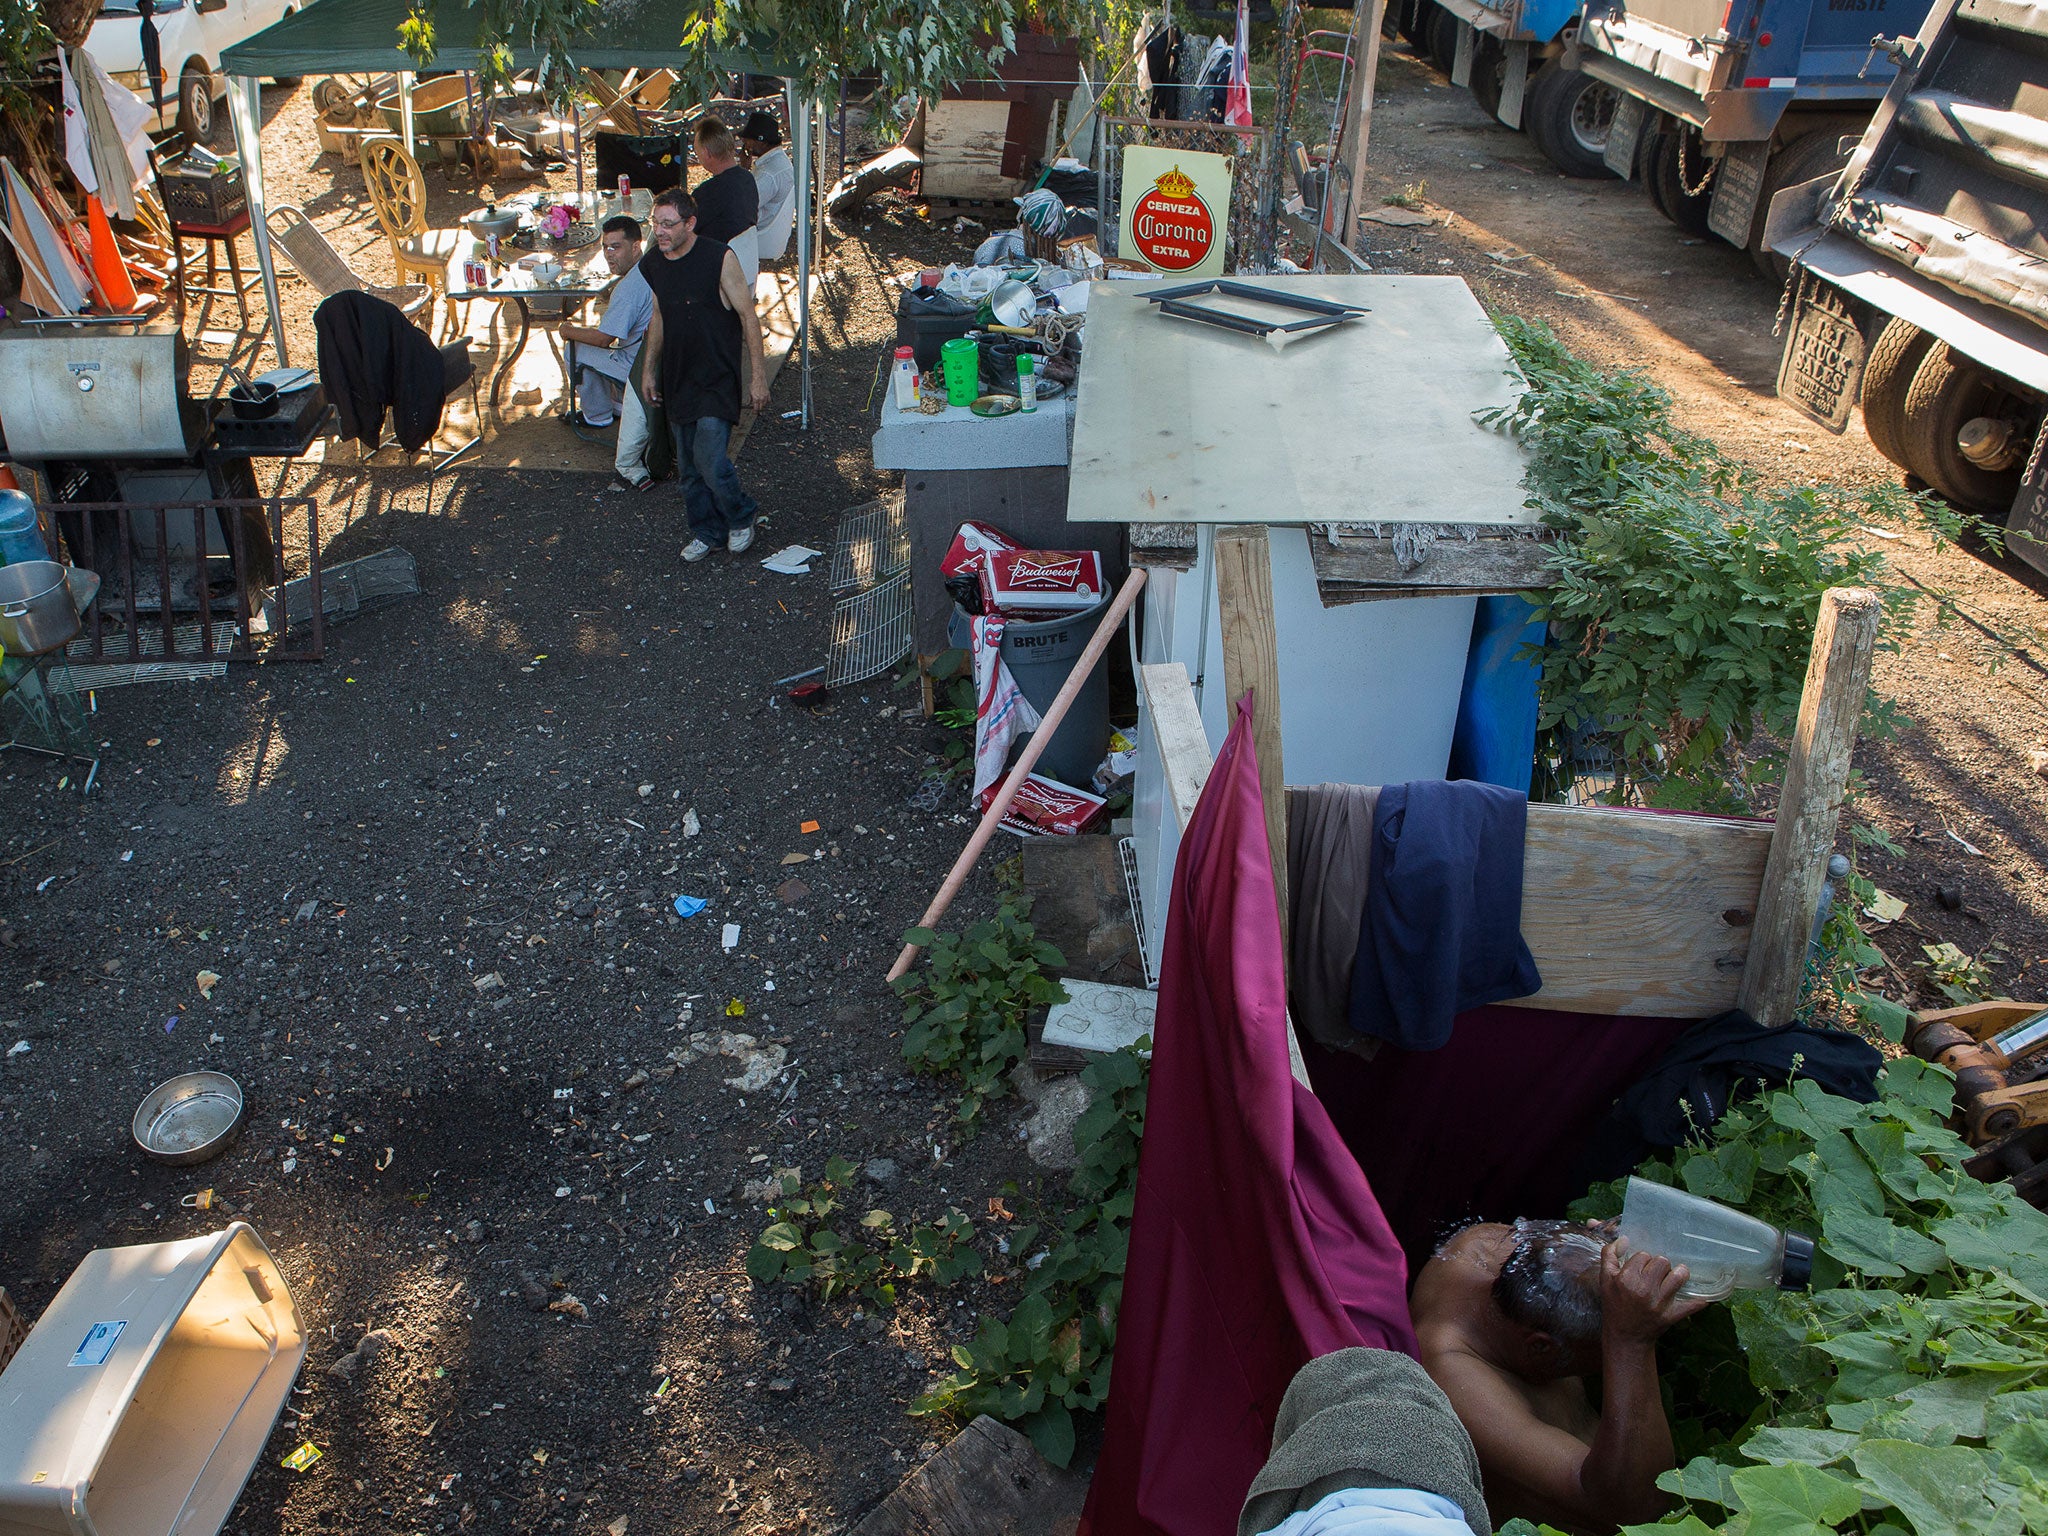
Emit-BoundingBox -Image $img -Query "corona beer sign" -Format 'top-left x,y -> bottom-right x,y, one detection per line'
1118,146 -> 1232,279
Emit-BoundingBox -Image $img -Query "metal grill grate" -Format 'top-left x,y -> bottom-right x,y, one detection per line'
829,494 -> 910,597
824,571 -> 912,689
1117,835 -> 1158,991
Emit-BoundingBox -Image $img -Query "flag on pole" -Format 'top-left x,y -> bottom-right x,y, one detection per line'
1225,0 -> 1254,128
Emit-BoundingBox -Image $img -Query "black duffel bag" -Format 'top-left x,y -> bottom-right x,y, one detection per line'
593,131 -> 688,194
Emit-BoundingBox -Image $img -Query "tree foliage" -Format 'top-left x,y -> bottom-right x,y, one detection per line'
399,0 -> 1084,111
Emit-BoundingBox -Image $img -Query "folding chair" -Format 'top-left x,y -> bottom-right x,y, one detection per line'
266,205 -> 431,322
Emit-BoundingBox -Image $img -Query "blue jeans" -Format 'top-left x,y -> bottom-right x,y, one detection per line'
670,415 -> 757,544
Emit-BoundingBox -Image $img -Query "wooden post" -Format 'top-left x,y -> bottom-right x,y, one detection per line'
1330,0 -> 1386,244
1737,587 -> 1883,1026
1215,525 -> 1289,949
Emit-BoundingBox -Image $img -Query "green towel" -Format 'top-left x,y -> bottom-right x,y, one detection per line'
1238,1349 -> 1492,1536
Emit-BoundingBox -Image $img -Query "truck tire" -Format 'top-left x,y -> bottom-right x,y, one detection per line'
1748,129 -> 1853,280
1860,317 -> 1936,471
1901,343 -> 2027,514
1648,128 -> 1715,237
1524,64 -> 1617,178
1470,35 -> 1512,125
1426,4 -> 1461,75
1398,0 -> 1431,49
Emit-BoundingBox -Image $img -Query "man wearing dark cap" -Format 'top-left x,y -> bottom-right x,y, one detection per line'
739,110 -> 795,264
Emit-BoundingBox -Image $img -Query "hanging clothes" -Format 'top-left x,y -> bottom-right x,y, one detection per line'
1081,697 -> 1419,1536
67,49 -> 154,223
1144,23 -> 1186,121
59,50 -> 96,196
1346,780 -> 1541,1051
1285,784 -> 1380,1058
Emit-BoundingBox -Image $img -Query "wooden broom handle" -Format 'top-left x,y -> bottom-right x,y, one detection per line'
886,566 -> 1149,983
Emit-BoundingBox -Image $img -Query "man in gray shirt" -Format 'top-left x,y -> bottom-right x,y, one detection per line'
560,215 -> 660,489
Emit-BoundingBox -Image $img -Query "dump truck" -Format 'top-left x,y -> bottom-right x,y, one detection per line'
1570,0 -> 1934,271
1767,0 -> 2048,574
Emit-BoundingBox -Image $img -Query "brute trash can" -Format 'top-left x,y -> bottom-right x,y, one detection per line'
0,1223 -> 306,1536
998,596 -> 1112,790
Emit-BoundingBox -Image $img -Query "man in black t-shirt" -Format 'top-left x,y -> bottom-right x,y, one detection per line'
638,187 -> 770,564
690,118 -> 760,283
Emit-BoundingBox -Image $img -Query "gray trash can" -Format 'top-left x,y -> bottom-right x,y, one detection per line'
997,597 -> 1112,789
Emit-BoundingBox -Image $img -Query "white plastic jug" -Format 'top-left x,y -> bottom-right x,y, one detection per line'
1616,1177 -> 1815,1301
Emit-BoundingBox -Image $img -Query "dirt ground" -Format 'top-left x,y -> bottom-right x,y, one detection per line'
2,31 -> 2046,1536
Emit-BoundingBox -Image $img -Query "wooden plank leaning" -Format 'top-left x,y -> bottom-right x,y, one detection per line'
1737,586 -> 1884,1026
886,568 -> 1150,983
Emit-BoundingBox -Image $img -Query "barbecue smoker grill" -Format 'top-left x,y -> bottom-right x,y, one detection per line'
0,314 -> 327,662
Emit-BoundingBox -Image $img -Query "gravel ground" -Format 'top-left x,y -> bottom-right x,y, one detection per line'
1,32 -> 2045,1536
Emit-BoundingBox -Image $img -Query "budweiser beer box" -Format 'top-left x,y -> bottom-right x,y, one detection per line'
940,520 -> 1018,615
995,774 -> 1110,838
979,548 -> 1105,615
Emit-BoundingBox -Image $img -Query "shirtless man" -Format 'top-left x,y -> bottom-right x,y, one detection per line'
1410,1218 -> 1707,1533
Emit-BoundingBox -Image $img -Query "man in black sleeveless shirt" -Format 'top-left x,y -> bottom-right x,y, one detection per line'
638,187 -> 771,562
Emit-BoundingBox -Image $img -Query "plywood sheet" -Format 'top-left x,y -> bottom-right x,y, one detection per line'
1067,276 -> 1534,528
1509,803 -> 1773,1018
920,100 -> 1018,200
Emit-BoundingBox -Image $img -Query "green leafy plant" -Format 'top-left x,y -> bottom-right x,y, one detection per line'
745,1156 -> 981,1306
1385,180 -> 1429,209
1487,316 -> 1994,813
1559,1058 -> 2048,1536
914,1041 -> 1151,1467
893,898 -> 1067,1124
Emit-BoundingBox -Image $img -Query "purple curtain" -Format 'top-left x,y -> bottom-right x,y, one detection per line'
1082,698 -> 1418,1536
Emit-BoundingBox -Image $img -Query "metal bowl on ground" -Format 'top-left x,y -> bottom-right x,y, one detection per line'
133,1071 -> 246,1166
0,560 -> 81,656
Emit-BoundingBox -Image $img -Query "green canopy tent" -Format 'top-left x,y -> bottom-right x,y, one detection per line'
219,0 -> 818,424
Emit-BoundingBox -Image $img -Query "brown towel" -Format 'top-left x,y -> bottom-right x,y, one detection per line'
1286,784 -> 1379,1058
1238,1348 -> 1491,1536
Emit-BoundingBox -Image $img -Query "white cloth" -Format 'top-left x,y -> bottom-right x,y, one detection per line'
729,224 -> 761,287
751,146 -> 796,263
971,612 -> 1041,809
1251,1488 -> 1477,1536
615,382 -> 651,484
78,51 -> 154,188
59,51 -> 95,194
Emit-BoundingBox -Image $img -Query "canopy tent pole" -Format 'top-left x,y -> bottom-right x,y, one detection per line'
400,71 -> 416,156
227,74 -> 288,368
790,84 -> 813,431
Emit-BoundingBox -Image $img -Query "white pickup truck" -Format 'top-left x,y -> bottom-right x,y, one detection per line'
85,0 -> 299,144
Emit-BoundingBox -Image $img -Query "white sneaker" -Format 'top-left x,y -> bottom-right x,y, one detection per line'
727,521 -> 757,555
681,538 -> 713,563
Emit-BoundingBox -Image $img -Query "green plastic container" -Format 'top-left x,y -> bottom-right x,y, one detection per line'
940,337 -> 980,408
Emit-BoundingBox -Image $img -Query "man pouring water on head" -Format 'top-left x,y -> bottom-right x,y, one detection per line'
1412,1184 -> 1810,1533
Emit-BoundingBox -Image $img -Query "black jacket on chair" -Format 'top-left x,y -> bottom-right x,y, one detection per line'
314,291 -> 446,452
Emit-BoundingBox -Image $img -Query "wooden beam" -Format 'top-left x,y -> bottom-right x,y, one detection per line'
848,1415 -> 1086,1536
1738,587 -> 1884,1025
1214,525 -> 1289,949
1138,662 -> 1211,831
1308,528 -> 1555,602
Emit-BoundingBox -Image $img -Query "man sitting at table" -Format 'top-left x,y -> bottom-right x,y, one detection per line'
558,217 -> 658,484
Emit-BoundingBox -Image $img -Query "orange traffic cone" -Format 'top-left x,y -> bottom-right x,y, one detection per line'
87,195 -> 139,313
0,465 -> 18,492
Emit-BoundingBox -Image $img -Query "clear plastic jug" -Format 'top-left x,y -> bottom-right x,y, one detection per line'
1616,1177 -> 1814,1301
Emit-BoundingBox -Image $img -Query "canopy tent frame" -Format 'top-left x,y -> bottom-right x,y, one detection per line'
219,0 -> 818,428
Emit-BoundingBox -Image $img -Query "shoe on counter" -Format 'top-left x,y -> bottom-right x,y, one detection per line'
727,521 -> 756,554
681,538 -> 714,563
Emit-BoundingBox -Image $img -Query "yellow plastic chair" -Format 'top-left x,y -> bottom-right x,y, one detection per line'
358,137 -> 465,331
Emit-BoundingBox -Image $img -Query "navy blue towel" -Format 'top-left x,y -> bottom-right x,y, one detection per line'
1347,780 -> 1541,1050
